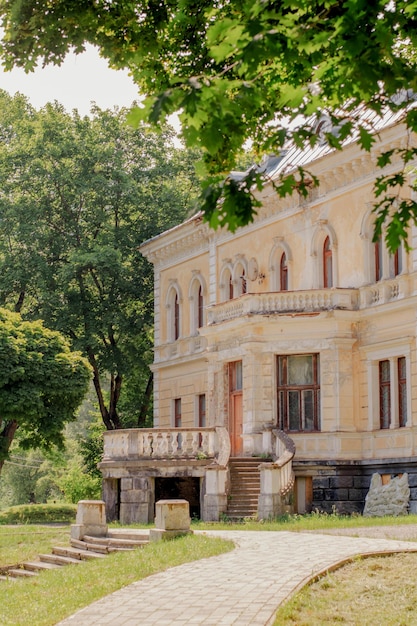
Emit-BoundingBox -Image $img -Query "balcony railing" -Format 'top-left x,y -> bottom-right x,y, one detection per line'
102,427 -> 228,463
207,289 -> 359,325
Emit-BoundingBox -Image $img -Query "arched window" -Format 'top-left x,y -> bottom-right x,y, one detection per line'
220,265 -> 234,301
323,236 -> 333,288
269,239 -> 292,291
280,252 -> 288,291
311,222 -> 337,289
174,292 -> 180,340
166,283 -> 182,342
198,284 -> 204,328
234,261 -> 247,297
374,237 -> 383,282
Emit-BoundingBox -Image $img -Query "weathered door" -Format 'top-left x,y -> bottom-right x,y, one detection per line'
229,361 -> 243,456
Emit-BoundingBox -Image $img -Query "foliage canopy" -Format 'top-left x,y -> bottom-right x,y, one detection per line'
0,308 -> 90,472
0,91 -> 197,429
1,0 -> 417,247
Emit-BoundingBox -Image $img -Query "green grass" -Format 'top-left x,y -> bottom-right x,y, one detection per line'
0,525 -> 70,569
193,511 -> 417,532
0,533 -> 234,626
273,552 -> 417,625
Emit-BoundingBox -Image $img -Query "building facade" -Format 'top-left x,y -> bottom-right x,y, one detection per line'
100,116 -> 417,522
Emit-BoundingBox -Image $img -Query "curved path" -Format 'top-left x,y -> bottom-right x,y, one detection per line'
57,529 -> 417,626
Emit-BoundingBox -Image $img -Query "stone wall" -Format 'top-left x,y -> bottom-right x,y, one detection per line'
296,459 -> 417,515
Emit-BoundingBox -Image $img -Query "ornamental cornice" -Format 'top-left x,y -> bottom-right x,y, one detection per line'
140,218 -> 210,268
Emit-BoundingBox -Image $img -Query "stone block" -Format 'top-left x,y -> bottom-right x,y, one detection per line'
72,500 -> 108,539
120,489 -> 149,504
329,475 -> 353,489
154,499 -> 191,531
348,488 -> 366,501
354,476 -> 371,489
120,503 -> 150,525
313,477 -> 330,489
121,478 -> 133,491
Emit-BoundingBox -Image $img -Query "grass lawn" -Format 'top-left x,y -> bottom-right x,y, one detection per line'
274,552 -> 417,625
2,514 -> 417,626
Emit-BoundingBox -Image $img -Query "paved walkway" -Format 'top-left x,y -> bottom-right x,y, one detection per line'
57,530 -> 417,626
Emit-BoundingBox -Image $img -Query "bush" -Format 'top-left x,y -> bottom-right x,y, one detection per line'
0,503 -> 77,524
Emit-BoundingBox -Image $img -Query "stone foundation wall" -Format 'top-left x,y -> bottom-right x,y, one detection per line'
295,459 -> 417,515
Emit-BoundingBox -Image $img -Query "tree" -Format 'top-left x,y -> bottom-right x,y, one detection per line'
0,308 -> 90,474
0,1 -> 416,248
0,91 -> 197,429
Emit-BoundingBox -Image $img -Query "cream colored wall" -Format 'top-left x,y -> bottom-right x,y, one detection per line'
159,251 -> 209,344
157,359 -> 207,428
146,122 -> 417,464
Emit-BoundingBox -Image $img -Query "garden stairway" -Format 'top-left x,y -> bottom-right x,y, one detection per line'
0,529 -> 149,581
226,457 -> 262,519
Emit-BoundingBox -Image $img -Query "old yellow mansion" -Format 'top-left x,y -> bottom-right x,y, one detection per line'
100,113 -> 417,522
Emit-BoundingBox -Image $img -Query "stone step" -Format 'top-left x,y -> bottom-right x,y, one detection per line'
83,534 -> 148,548
39,553 -> 83,566
52,546 -> 106,560
70,538 -> 109,554
0,574 -> 18,582
107,529 -> 150,542
23,560 -> 62,572
6,567 -> 37,578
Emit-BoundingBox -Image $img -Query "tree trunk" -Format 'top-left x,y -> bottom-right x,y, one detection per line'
0,419 -> 18,474
138,372 -> 153,428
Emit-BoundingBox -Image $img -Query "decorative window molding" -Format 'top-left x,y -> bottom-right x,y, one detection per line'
269,237 -> 292,291
360,209 -> 406,284
165,281 -> 182,342
189,272 -> 207,335
311,221 -> 338,288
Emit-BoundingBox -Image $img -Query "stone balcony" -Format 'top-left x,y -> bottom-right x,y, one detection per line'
102,427 -> 230,466
207,289 -> 359,325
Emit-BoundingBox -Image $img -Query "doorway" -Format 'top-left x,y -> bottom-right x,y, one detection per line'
229,361 -> 243,456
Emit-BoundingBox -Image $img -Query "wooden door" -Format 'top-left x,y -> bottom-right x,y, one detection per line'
229,361 -> 243,456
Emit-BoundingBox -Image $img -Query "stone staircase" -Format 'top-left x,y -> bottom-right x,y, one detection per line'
0,529 -> 149,582
226,457 -> 262,519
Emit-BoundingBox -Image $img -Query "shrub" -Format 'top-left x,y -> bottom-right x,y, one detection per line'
0,503 -> 77,524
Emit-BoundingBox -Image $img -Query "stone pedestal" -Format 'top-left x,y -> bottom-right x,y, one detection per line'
258,465 -> 288,519
149,499 -> 192,542
202,466 -> 228,521
71,500 -> 108,540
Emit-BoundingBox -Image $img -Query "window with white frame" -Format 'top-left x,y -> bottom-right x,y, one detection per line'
366,345 -> 411,430
269,238 -> 292,291
361,210 -> 405,283
166,283 -> 182,342
378,356 -> 408,429
189,274 -> 206,335
277,354 -> 320,432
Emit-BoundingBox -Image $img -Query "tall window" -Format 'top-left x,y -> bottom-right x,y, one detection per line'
379,360 -> 390,429
398,357 -> 407,428
174,398 -> 182,428
278,354 -> 320,432
378,357 -> 408,429
230,360 -> 243,392
198,394 -> 206,427
389,247 -> 402,278
198,285 -> 204,328
374,237 -> 383,281
280,252 -> 288,291
174,292 -> 180,340
323,236 -> 333,288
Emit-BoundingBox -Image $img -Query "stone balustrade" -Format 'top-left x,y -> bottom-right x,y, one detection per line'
359,274 -> 409,307
103,427 -> 222,462
207,289 -> 359,325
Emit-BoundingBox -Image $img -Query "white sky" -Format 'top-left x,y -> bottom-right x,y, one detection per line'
0,44 -> 141,115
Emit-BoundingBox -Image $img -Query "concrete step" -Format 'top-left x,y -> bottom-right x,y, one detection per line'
53,546 -> 106,560
70,538 -> 109,554
39,553 -> 83,566
6,567 -> 37,578
23,560 -> 62,572
107,529 -> 150,542
0,574 -> 18,582
83,534 -> 148,548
